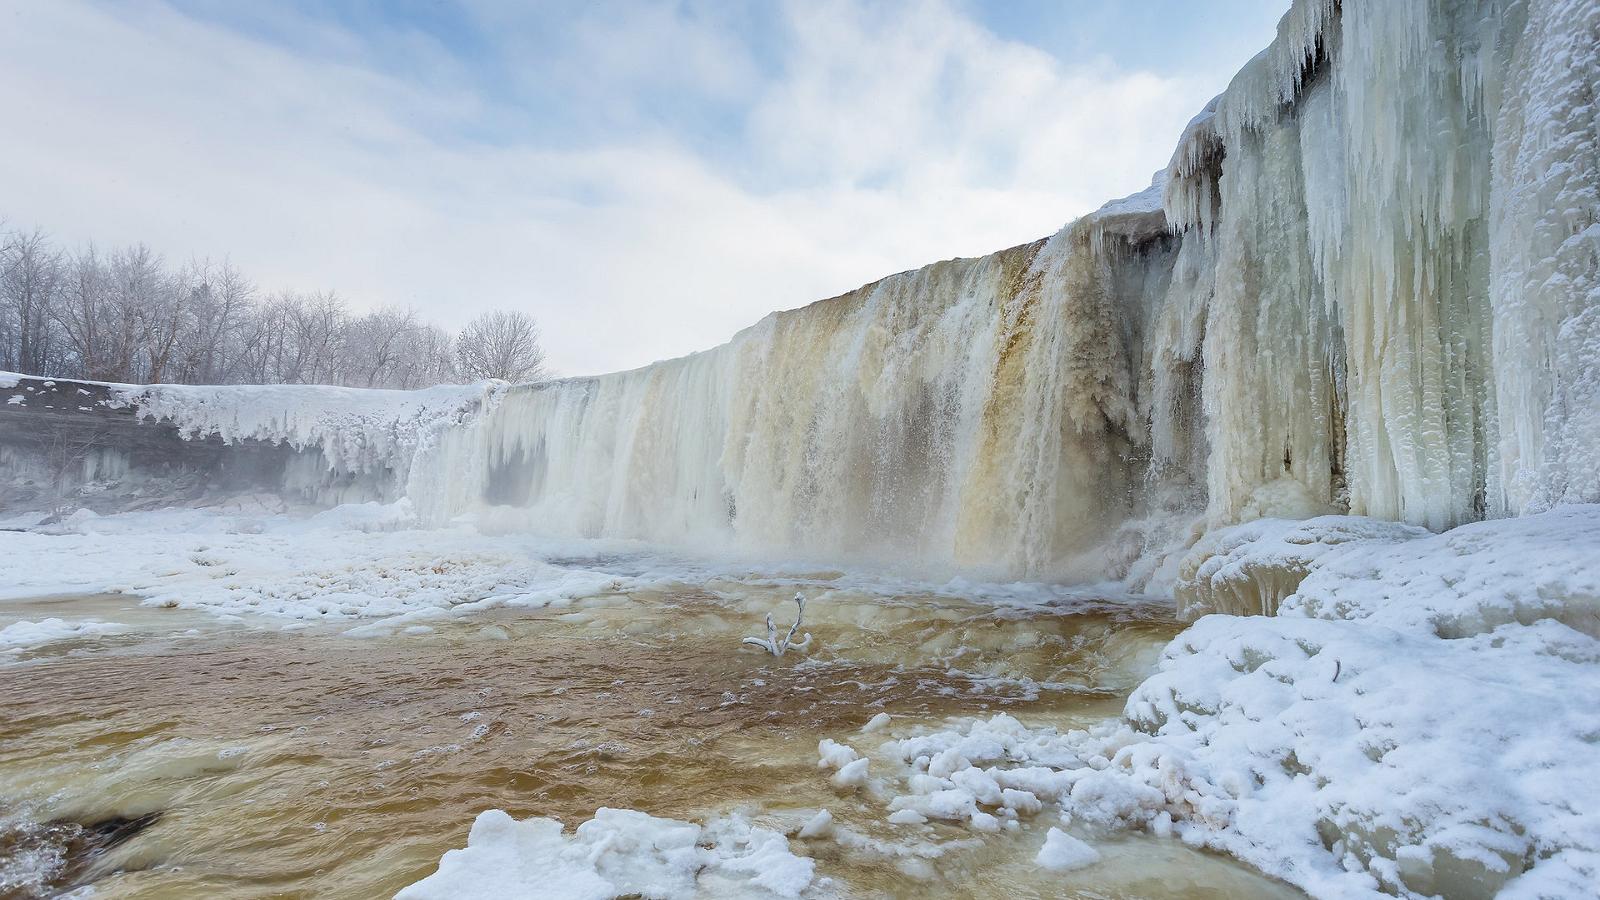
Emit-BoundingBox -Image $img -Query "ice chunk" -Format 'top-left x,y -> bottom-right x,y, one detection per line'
398,808 -> 813,900
817,738 -> 860,770
831,758 -> 870,789
1035,828 -> 1100,871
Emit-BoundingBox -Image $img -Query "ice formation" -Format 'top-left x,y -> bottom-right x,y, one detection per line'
396,808 -> 814,900
821,506 -> 1600,897
742,594 -> 813,656
365,0 -> 1598,583
5,0 -> 1588,586
0,617 -> 126,652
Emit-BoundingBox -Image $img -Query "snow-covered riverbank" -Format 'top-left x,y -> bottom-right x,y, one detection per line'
8,499 -> 1588,898
777,506 -> 1600,899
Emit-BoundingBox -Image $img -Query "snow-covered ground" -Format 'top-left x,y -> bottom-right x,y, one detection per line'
792,506 -> 1600,899
0,500 -> 1127,640
0,502 -> 623,629
6,496 -> 1598,898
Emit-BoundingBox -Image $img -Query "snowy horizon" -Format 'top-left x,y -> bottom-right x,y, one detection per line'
0,0 -> 1284,376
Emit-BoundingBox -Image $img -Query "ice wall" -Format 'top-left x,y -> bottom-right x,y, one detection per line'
416,206 -> 1178,579
1167,0 -> 1600,531
410,0 -> 1598,579
52,0 -> 1582,583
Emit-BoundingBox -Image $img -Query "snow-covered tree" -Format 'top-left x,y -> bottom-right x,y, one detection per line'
454,309 -> 547,383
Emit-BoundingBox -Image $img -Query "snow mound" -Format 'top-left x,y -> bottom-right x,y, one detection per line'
1179,506 -> 1600,637
0,617 -> 127,652
1174,516 -> 1429,619
397,808 -> 815,900
1281,505 -> 1600,639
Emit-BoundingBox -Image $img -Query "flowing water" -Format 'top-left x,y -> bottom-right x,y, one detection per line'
0,563 -> 1301,899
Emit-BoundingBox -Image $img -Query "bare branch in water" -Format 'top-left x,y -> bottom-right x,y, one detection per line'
742,593 -> 813,656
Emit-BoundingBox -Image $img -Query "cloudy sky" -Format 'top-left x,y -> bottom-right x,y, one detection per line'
0,0 -> 1284,376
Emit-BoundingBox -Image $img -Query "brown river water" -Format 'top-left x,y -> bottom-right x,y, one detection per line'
0,573 -> 1301,899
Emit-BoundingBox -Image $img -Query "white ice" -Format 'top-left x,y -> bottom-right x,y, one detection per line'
396,808 -> 814,900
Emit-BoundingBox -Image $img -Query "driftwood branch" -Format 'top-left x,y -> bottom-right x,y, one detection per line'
742,593 -> 813,656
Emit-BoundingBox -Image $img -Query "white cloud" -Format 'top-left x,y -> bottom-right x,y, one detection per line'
0,0 -> 1247,376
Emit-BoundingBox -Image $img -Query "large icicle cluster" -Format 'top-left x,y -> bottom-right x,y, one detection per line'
1160,0 -> 1600,532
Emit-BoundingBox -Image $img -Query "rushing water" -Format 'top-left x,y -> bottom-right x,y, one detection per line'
0,568 -> 1300,899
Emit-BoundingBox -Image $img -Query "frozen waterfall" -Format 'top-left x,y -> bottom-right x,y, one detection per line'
107,0 -> 1596,586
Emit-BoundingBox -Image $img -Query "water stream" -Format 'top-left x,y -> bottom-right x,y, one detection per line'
1,563 -> 1300,898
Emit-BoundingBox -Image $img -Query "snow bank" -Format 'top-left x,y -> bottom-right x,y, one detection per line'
1174,516 -> 1429,619
827,507 -> 1600,898
1181,506 -> 1600,636
1127,613 -> 1600,897
397,808 -> 814,900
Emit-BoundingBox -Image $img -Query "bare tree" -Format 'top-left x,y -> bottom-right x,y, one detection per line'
176,259 -> 254,383
1,227 -> 64,375
90,243 -> 165,382
1,216 -> 494,390
454,310 -> 547,383
53,246 -> 110,379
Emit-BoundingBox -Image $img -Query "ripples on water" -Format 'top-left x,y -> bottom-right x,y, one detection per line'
0,569 -> 1300,899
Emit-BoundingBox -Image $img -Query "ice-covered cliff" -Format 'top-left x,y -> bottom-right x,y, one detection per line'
400,0 -> 1598,581
20,0 -> 1589,586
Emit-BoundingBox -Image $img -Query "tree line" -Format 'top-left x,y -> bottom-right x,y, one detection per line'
1,221 -> 547,388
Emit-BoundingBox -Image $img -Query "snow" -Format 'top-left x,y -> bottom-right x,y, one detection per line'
396,808 -> 814,900
1074,171 -> 1169,252
817,507 -> 1600,897
0,504 -> 624,624
1173,516 -> 1429,619
0,617 -> 126,652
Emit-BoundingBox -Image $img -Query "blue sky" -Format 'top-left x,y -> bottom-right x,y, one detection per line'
0,0 -> 1285,375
